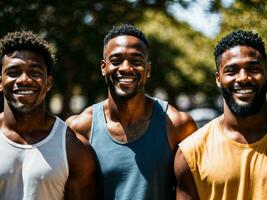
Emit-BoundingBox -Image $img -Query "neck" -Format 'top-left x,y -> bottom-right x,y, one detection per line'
107,92 -> 149,123
220,102 -> 267,143
3,103 -> 48,133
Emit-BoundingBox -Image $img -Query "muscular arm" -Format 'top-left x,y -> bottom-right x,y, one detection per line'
65,128 -> 99,200
65,106 -> 93,140
175,148 -> 199,200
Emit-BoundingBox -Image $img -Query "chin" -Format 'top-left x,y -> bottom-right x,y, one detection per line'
111,87 -> 138,99
229,99 -> 263,117
9,102 -> 38,113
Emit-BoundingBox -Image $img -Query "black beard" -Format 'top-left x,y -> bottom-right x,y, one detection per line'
221,83 -> 267,117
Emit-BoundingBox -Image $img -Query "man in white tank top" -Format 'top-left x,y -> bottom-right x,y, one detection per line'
0,31 -> 98,199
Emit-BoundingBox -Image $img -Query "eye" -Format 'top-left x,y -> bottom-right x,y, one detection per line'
110,59 -> 122,66
30,69 -> 44,77
249,68 -> 260,73
129,59 -> 143,66
6,69 -> 20,77
224,66 -> 237,75
248,66 -> 262,74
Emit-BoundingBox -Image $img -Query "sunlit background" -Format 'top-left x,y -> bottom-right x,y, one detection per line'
0,0 -> 266,127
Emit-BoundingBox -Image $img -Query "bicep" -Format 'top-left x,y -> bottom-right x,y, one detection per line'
175,148 -> 199,200
65,132 -> 99,199
64,160 -> 98,200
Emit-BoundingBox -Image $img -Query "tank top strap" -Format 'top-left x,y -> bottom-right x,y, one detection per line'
148,98 -> 168,136
152,98 -> 168,122
154,98 -> 168,113
89,101 -> 105,144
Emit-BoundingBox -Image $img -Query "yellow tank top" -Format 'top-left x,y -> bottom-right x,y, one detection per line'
179,117 -> 267,200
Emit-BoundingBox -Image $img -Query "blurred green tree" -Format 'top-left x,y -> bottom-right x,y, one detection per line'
1,0 -> 264,118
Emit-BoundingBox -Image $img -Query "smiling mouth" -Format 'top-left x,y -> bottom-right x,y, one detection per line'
117,77 -> 136,82
115,75 -> 137,83
13,89 -> 36,95
234,89 -> 254,94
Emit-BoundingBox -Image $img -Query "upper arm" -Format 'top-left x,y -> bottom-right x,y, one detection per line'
65,128 -> 99,200
175,147 -> 199,200
65,107 -> 93,140
166,105 -> 197,150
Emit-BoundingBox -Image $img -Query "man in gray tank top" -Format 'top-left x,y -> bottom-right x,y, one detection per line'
66,24 -> 197,200
0,31 -> 98,199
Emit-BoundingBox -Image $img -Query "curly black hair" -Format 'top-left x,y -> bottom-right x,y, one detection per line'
0,31 -> 55,75
103,24 -> 149,48
214,30 -> 266,69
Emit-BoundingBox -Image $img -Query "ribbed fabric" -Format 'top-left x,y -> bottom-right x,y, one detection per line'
90,98 -> 174,200
180,117 -> 267,200
0,117 -> 69,200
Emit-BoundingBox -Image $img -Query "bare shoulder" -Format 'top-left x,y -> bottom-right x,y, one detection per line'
167,104 -> 196,128
0,112 -> 4,126
65,106 -> 93,140
166,104 -> 197,147
65,127 -> 98,199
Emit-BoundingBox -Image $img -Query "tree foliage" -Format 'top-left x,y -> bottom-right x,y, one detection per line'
1,0 -> 263,117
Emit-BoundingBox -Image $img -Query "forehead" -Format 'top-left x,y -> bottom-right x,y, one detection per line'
2,50 -> 47,67
104,35 -> 148,58
219,46 -> 264,68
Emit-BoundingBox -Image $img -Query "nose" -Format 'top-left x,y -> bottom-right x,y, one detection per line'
236,69 -> 251,83
16,72 -> 32,84
118,60 -> 133,73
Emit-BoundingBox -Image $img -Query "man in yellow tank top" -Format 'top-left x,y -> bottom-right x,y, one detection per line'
175,30 -> 267,200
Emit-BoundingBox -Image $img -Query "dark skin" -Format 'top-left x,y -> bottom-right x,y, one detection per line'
66,35 -> 197,153
175,45 -> 267,199
0,50 -> 98,200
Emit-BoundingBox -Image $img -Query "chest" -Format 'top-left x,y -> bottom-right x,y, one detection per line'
197,142 -> 267,184
0,143 -> 68,187
106,120 -> 151,143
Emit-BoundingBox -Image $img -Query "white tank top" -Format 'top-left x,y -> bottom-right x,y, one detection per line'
0,117 -> 69,200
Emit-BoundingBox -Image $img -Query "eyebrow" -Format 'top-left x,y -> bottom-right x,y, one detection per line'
5,62 -> 45,72
225,60 -> 262,68
108,52 -> 145,60
246,60 -> 262,65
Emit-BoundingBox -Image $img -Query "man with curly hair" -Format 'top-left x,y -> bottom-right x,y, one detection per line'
0,31 -> 98,199
175,30 -> 267,200
66,24 -> 197,199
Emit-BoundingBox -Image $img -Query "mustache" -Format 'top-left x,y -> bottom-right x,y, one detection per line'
233,82 -> 257,89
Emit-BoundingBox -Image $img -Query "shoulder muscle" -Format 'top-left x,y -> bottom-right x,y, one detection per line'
65,106 -> 93,140
166,104 -> 197,150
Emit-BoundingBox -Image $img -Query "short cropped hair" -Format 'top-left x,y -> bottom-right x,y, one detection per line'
103,24 -> 149,48
0,31 -> 55,75
214,30 -> 266,69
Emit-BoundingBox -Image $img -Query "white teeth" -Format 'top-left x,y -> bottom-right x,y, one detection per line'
16,91 -> 34,95
118,78 -> 134,82
235,89 -> 253,94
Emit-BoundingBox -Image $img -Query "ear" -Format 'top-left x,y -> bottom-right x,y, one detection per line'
146,61 -> 151,78
0,75 -> 2,92
100,60 -> 106,76
46,75 -> 53,92
215,71 -> 221,88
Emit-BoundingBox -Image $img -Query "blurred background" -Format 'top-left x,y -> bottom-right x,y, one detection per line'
0,0 -> 266,127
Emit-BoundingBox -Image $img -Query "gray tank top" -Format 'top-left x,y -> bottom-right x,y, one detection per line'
0,117 -> 69,200
90,98 -> 174,200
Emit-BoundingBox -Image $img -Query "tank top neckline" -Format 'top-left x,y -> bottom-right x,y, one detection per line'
0,116 -> 59,149
99,100 -> 157,145
216,117 -> 267,148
